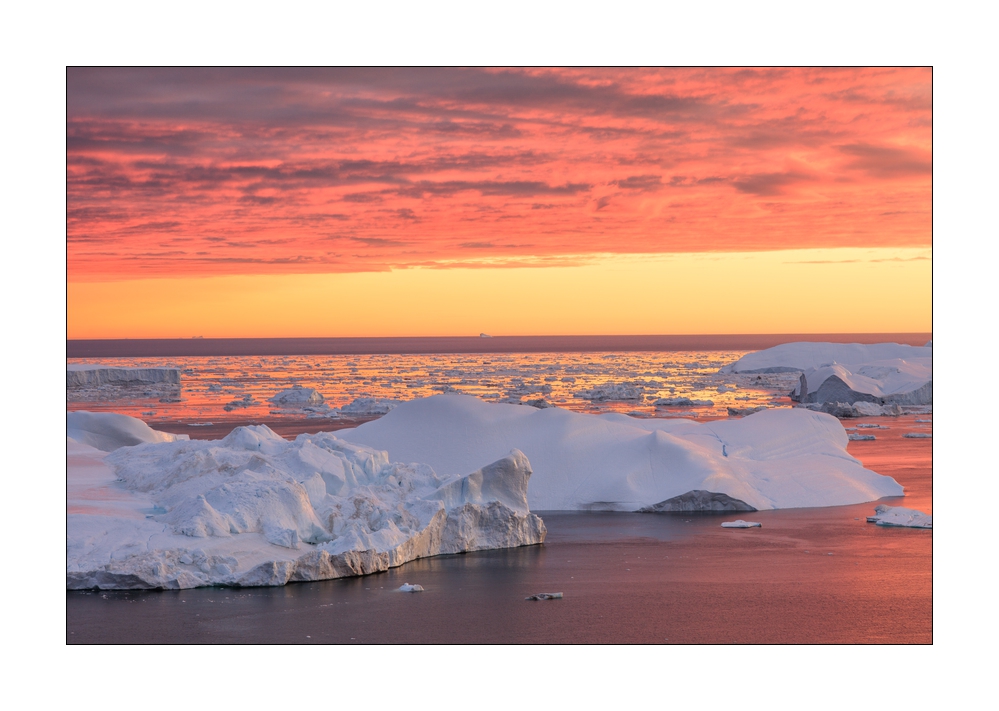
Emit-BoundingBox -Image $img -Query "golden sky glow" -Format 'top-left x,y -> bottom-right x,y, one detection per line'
67,68 -> 931,337
69,248 -> 931,338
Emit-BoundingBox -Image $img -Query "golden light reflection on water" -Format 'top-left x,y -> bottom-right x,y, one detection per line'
66,350 -> 801,424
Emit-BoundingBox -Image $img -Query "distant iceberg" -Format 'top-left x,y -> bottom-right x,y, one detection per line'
335,394 -> 903,512
67,415 -> 545,590
719,342 -> 931,412
337,397 -> 404,416
269,385 -> 325,406
791,359 -> 932,407
67,365 -> 180,388
573,382 -> 645,402
719,342 -> 931,374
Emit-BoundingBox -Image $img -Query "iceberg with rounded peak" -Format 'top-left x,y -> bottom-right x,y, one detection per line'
335,394 -> 903,512
67,411 -> 189,451
67,416 -> 545,590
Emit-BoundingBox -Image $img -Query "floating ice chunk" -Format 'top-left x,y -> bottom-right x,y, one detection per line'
727,406 -> 766,417
856,423 -> 889,429
717,384 -> 737,393
223,394 -> 256,411
67,411 -> 189,452
269,385 -> 325,406
398,583 -> 424,592
848,433 -> 876,441
866,505 -> 932,529
338,397 -> 404,416
574,382 -> 644,401
903,432 -> 932,438
915,418 -> 932,423
525,592 -> 562,600
808,401 -> 904,418
654,397 -> 714,407
720,520 -> 761,528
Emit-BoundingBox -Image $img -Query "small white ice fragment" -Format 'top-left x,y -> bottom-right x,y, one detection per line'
848,433 -> 876,441
721,520 -> 762,528
398,583 -> 424,592
866,505 -> 932,529
525,592 -> 563,600
903,433 -> 932,438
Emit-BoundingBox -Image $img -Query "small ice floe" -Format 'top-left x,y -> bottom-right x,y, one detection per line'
720,520 -> 762,528
915,418 -> 932,423
866,505 -> 932,529
654,397 -> 715,407
397,583 -> 424,592
223,394 -> 256,411
188,422 -> 214,426
857,423 -> 889,429
727,406 -> 766,417
525,592 -> 563,601
848,433 -> 876,441
903,432 -> 932,438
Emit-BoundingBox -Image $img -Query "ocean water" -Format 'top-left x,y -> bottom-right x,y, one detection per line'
67,350 -> 804,423
65,337 -> 931,643
67,499 -> 932,644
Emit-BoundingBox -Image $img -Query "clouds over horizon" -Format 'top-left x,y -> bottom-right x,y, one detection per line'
67,67 -> 931,280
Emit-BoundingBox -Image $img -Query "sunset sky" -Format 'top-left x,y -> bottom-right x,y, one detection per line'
67,67 -> 931,338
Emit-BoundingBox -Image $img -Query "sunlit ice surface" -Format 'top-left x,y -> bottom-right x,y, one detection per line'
66,350 -> 801,425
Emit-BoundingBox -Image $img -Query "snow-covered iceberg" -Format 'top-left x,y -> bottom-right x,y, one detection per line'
335,394 -> 903,512
791,359 -> 932,406
67,411 -> 189,451
67,417 -> 545,590
67,365 -> 181,388
719,342 -> 931,411
719,342 -> 931,374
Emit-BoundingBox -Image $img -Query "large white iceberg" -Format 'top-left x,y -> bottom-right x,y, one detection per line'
719,342 -> 931,374
335,394 -> 903,512
67,365 -> 181,388
67,415 -> 545,590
